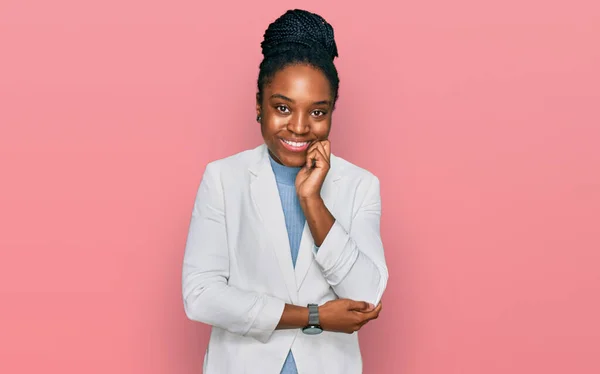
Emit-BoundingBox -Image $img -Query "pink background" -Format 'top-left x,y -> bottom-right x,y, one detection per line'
1,0 -> 599,373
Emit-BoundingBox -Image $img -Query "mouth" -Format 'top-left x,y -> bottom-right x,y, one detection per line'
279,138 -> 311,152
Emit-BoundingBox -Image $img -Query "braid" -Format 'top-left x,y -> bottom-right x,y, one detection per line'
257,9 -> 340,108
261,10 -> 338,59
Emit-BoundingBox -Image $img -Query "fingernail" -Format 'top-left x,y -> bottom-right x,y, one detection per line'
369,303 -> 375,309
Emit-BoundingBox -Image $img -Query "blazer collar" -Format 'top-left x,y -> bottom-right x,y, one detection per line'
248,143 -> 343,181
249,144 -> 341,303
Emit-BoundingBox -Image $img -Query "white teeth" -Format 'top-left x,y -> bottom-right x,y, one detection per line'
283,139 -> 308,147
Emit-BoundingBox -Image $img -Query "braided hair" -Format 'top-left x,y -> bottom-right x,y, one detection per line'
257,9 -> 340,108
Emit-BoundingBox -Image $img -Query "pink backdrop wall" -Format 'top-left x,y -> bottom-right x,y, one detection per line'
1,0 -> 599,373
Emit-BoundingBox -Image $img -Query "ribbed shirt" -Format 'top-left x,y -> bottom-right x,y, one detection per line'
268,153 -> 305,374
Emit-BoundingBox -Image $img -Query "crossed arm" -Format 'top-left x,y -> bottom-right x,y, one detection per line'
182,163 -> 388,343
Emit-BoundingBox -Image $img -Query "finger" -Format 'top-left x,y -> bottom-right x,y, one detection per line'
358,319 -> 370,329
322,140 -> 331,159
357,303 -> 382,321
320,140 -> 331,160
305,148 -> 319,169
314,147 -> 329,167
310,143 -> 328,165
354,302 -> 377,313
362,304 -> 382,320
371,302 -> 383,314
305,147 -> 320,168
306,147 -> 328,169
306,139 -> 323,154
347,300 -> 370,311
307,141 -> 319,154
358,313 -> 378,328
357,313 -> 377,329
307,139 -> 330,159
315,141 -> 330,165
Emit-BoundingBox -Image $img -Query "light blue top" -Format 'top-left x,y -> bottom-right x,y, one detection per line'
268,153 -> 305,374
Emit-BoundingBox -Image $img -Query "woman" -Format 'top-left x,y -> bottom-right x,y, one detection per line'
182,9 -> 388,374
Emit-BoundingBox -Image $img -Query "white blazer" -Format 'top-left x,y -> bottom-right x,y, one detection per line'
182,143 -> 388,374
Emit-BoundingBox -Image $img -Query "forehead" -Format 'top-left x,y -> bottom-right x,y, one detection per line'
266,64 -> 332,101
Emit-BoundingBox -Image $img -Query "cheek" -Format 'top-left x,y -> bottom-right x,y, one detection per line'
269,115 -> 288,128
263,112 -> 288,131
313,120 -> 332,137
261,117 -> 285,138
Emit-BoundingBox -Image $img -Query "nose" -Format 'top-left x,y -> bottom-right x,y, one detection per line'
287,113 -> 310,135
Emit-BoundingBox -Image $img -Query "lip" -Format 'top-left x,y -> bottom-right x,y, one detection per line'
279,138 -> 311,152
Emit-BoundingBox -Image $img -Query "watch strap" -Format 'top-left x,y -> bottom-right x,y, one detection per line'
307,303 -> 320,325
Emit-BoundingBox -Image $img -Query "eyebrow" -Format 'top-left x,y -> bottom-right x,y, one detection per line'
270,93 -> 331,106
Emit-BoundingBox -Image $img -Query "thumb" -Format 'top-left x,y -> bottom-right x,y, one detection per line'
347,300 -> 372,312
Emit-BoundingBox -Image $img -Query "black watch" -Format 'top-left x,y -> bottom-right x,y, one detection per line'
302,303 -> 323,335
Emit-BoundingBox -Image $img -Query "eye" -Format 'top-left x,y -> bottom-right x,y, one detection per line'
276,105 -> 290,114
312,110 -> 327,117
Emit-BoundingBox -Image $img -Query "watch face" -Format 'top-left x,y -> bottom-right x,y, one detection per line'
302,326 -> 323,335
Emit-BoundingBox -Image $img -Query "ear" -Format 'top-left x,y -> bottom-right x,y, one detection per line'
255,93 -> 261,117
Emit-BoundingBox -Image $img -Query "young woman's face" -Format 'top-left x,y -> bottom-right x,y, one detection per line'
257,64 -> 333,168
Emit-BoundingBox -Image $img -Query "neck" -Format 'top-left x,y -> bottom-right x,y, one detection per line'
268,152 -> 301,186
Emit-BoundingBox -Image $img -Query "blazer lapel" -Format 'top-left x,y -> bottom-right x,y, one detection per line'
249,145 -> 298,304
294,154 -> 341,290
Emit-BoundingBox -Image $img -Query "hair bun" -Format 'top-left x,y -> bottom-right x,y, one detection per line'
261,9 -> 338,60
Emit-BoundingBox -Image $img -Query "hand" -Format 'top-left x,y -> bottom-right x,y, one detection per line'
295,140 -> 331,200
318,298 -> 383,334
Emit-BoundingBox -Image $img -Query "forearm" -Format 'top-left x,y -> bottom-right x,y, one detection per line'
276,304 -> 309,329
300,196 -> 388,305
300,196 -> 334,247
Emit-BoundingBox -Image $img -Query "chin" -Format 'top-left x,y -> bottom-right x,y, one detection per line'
286,160 -> 305,168
282,157 -> 305,168
277,152 -> 306,168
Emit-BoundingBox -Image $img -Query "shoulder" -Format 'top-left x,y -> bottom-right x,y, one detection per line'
331,153 -> 379,187
202,144 -> 263,177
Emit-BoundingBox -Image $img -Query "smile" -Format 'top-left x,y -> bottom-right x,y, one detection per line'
279,138 -> 310,152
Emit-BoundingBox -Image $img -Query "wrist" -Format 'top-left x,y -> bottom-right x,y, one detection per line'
299,194 -> 323,206
277,304 -> 311,330
317,305 -> 324,326
302,303 -> 324,335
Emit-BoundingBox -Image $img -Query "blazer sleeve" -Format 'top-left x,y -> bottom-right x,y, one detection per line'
182,162 -> 285,344
313,174 -> 389,306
